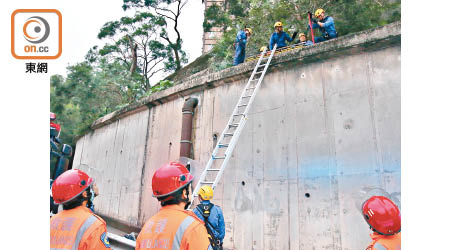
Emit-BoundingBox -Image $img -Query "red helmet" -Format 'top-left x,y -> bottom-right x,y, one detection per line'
50,112 -> 56,121
152,162 -> 194,198
52,169 -> 93,204
362,196 -> 401,235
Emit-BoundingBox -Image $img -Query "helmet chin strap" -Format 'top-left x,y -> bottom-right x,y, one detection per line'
183,185 -> 191,209
86,185 -> 95,208
184,200 -> 191,210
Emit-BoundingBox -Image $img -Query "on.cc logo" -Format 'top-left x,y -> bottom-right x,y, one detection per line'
23,16 -> 50,44
11,9 -> 62,60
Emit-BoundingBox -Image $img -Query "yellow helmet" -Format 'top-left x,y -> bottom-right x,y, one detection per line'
299,33 -> 306,37
198,185 -> 213,200
274,21 -> 283,28
245,28 -> 253,35
315,8 -> 325,17
260,46 -> 267,52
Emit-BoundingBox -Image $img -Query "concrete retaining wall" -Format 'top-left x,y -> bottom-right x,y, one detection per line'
73,22 -> 401,250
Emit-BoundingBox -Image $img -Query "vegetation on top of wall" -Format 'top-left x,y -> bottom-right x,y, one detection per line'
205,0 -> 400,69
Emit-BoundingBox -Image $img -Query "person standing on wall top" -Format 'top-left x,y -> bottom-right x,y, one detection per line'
308,8 -> 337,43
361,196 -> 401,250
233,27 -> 252,66
269,22 -> 298,50
50,169 -> 111,249
194,185 -> 225,250
136,161 -> 213,250
297,33 -> 313,46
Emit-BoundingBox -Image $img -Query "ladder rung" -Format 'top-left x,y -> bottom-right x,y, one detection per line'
188,45 -> 276,211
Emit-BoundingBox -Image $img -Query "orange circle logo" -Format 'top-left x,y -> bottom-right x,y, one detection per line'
23,16 -> 50,44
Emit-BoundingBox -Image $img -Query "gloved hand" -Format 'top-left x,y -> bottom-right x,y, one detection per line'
307,11 -> 317,24
124,232 -> 137,241
291,31 -> 298,40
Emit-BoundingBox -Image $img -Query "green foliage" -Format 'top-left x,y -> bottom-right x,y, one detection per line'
50,55 -> 177,148
204,4 -> 231,32
150,79 -> 174,93
206,0 -> 401,67
50,0 -> 401,153
96,11 -> 173,89
50,1 -> 187,151
122,0 -> 190,71
50,60 -> 148,147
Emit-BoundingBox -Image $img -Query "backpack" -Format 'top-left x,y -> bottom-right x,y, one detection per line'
196,204 -> 222,250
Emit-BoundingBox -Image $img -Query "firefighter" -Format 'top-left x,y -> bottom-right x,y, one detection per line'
233,27 -> 253,66
50,112 -> 61,137
308,8 -> 337,43
269,22 -> 297,50
194,185 -> 225,249
361,196 -> 401,250
136,161 -> 213,250
50,169 -> 111,249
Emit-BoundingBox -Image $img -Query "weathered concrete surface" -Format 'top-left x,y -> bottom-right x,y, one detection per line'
74,22 -> 400,250
73,111 -> 150,228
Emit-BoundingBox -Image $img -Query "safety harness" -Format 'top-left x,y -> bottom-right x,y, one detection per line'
195,203 -> 222,250
307,15 -> 338,40
319,16 -> 339,39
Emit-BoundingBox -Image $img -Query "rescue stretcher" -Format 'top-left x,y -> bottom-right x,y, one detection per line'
244,42 -> 310,63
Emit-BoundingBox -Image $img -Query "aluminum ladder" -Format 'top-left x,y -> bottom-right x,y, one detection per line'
189,44 -> 278,208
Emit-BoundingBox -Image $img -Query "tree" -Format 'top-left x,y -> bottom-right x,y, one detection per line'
50,2 -> 179,154
97,12 -> 174,90
51,59 -> 175,149
122,0 -> 189,71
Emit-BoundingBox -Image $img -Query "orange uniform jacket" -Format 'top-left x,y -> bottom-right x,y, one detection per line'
367,232 -> 401,250
136,205 -> 213,250
50,206 -> 111,250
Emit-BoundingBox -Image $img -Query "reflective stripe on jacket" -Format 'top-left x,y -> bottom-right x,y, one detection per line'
136,204 -> 213,250
367,232 -> 401,250
50,206 -> 110,250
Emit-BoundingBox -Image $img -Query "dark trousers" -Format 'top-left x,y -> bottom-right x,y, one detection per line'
314,33 -> 337,43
